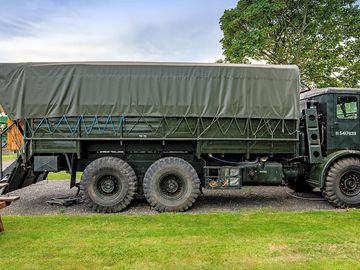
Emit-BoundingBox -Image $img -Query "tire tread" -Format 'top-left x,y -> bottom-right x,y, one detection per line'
80,156 -> 137,213
325,157 -> 360,208
143,157 -> 200,212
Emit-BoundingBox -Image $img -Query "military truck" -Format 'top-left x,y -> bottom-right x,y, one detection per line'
0,62 -> 359,212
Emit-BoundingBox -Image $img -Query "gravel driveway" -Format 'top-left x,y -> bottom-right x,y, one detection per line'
1,180 -> 334,216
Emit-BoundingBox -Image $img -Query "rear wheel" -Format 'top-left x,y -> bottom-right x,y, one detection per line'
143,157 -> 201,212
80,157 -> 137,213
325,157 -> 360,208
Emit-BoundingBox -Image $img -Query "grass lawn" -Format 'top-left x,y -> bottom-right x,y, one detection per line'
1,209 -> 359,270
47,171 -> 82,180
2,152 -> 17,162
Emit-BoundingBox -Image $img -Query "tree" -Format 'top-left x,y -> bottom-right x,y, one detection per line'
220,0 -> 360,88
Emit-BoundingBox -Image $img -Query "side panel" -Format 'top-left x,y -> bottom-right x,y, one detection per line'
27,116 -> 298,156
23,115 -> 298,191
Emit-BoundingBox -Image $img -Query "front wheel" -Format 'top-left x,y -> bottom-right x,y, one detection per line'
143,157 -> 201,212
324,157 -> 360,208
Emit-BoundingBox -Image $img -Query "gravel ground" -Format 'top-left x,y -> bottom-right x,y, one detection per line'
1,180 -> 334,216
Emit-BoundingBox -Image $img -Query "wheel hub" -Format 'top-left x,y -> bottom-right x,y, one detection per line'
165,179 -> 179,193
98,176 -> 117,194
340,172 -> 360,197
160,175 -> 183,197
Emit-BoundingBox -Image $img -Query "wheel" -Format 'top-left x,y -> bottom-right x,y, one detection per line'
80,157 -> 137,213
143,157 -> 201,212
321,188 -> 327,199
325,157 -> 360,208
287,177 -> 314,193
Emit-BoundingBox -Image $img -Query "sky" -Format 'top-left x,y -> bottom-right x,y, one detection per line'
0,0 -> 359,63
0,0 -> 238,62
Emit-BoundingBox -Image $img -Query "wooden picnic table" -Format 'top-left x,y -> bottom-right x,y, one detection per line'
0,183 -> 20,232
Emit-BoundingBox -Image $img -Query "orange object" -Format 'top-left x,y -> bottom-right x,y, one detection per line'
7,119 -> 23,151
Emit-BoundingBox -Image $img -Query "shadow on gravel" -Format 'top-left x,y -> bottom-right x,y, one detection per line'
1,181 -> 333,216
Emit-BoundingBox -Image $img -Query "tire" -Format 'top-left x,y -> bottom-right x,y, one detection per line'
143,157 -> 201,212
321,188 -> 327,199
325,157 -> 360,208
80,157 -> 137,213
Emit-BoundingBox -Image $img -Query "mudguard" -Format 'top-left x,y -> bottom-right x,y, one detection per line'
308,150 -> 360,188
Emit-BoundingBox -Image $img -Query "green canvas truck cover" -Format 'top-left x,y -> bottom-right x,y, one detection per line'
0,62 -> 300,120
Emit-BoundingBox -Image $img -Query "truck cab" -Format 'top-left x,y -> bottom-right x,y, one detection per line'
301,88 -> 360,208
301,88 -> 360,156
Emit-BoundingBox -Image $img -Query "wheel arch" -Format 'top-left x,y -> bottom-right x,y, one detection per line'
309,150 -> 360,188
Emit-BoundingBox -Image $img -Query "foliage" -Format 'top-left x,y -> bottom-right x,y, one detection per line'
1,210 -> 360,269
220,0 -> 360,88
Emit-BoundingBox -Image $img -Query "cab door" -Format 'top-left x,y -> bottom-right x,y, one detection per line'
328,94 -> 359,152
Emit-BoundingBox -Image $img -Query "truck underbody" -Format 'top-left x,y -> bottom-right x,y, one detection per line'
1,114 -> 308,212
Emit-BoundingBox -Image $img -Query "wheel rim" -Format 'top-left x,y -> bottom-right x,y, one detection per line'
96,175 -> 121,198
339,171 -> 360,197
159,174 -> 185,200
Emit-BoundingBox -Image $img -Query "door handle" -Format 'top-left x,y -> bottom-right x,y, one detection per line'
330,125 -> 335,137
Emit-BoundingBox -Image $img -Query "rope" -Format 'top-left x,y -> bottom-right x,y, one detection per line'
24,115 -> 298,140
25,115 -> 125,136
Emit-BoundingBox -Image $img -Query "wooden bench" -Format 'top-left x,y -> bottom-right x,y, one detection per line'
0,184 -> 20,232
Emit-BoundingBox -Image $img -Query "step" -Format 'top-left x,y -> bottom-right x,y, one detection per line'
0,183 -> 8,189
0,177 -> 8,183
0,196 -> 20,203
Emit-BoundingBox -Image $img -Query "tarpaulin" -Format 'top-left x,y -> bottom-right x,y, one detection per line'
0,62 -> 300,120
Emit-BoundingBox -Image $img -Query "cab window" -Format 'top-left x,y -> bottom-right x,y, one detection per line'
337,96 -> 357,119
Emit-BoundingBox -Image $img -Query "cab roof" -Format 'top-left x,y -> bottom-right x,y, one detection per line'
301,87 -> 360,100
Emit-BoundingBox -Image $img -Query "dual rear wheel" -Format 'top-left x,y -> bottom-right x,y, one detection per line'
80,156 -> 200,213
